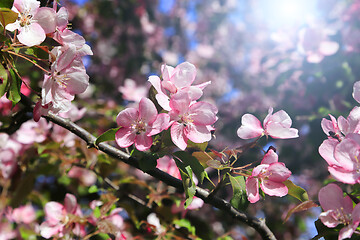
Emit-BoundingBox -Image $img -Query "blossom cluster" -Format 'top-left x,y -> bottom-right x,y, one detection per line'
5,0 -> 93,120
115,62 -> 218,151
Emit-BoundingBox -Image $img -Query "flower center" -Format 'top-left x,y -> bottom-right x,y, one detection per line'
333,208 -> 351,225
180,113 -> 193,126
52,72 -> 70,88
133,119 -> 147,134
19,13 -> 33,27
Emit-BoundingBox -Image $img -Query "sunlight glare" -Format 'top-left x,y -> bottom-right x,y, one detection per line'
259,0 -> 317,29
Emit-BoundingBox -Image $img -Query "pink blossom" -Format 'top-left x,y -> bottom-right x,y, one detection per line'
40,193 -> 85,239
68,166 -> 97,186
245,149 -> 291,203
321,107 -> 360,139
298,27 -> 339,63
6,0 -> 56,46
320,133 -> 360,184
41,45 -> 90,112
237,108 -> 299,140
0,221 -> 17,240
353,81 -> 360,104
318,183 -> 360,240
12,204 -> 37,224
118,79 -> 148,102
168,91 -> 218,150
0,133 -> 23,179
148,62 -> 211,111
115,98 -> 170,151
15,118 -> 52,145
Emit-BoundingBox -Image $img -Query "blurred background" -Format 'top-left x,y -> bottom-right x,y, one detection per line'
32,0 -> 360,238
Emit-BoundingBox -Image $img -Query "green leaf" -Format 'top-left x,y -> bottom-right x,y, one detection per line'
95,127 -> 119,146
7,68 -> 21,106
228,174 -> 249,211
284,180 -> 309,202
187,140 -> 208,151
131,149 -> 158,172
0,7 -> 17,27
93,206 -> 101,218
0,0 -> 14,8
88,185 -> 98,193
173,219 -> 196,235
173,151 -> 208,184
176,163 -> 196,209
0,64 -> 9,97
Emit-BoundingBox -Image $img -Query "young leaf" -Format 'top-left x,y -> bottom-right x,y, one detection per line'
7,68 -> 21,106
187,140 -> 208,151
0,7 -> 17,27
283,200 -> 318,223
192,151 -> 218,167
95,127 -> 120,146
178,166 -> 196,209
173,151 -> 208,184
284,180 -> 309,202
0,64 -> 9,97
228,174 -> 249,211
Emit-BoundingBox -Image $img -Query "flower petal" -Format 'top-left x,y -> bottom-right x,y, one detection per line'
260,180 -> 288,197
170,122 -> 188,150
237,114 -> 264,139
246,177 -> 259,203
116,108 -> 138,127
189,101 -> 218,125
135,133 -> 153,151
138,98 -> 157,124
115,128 -> 136,148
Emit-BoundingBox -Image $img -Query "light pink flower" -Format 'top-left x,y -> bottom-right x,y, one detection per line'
15,118 -> 51,145
68,166 -> 97,186
237,108 -> 299,140
320,133 -> 360,184
40,193 -> 85,239
353,81 -> 360,104
319,183 -> 360,240
12,204 -> 37,224
168,91 -> 218,150
115,98 -> 170,151
41,45 -> 90,112
118,79 -> 148,102
298,27 -> 339,63
0,221 -> 17,240
0,133 -> 23,179
245,149 -> 291,203
148,62 -> 211,111
321,107 -> 360,139
6,0 -> 56,46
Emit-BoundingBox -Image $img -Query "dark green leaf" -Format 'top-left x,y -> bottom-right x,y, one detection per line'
228,174 -> 248,211
0,64 -> 9,97
0,7 -> 17,27
0,0 -> 14,8
10,172 -> 35,207
173,151 -> 208,184
131,149 -> 158,172
284,180 -> 309,202
95,127 -> 119,146
7,68 -> 21,106
183,166 -> 196,208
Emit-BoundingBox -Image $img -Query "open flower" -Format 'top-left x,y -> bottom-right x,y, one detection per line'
148,62 -> 210,111
320,133 -> 360,184
6,0 -> 56,46
115,98 -> 170,151
245,149 -> 291,203
168,91 -> 218,150
40,193 -> 85,239
319,183 -> 360,240
237,107 -> 299,140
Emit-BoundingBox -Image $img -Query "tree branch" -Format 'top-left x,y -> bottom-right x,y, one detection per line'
44,112 -> 277,240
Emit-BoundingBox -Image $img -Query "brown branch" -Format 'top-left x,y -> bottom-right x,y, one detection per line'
42,111 -> 277,240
